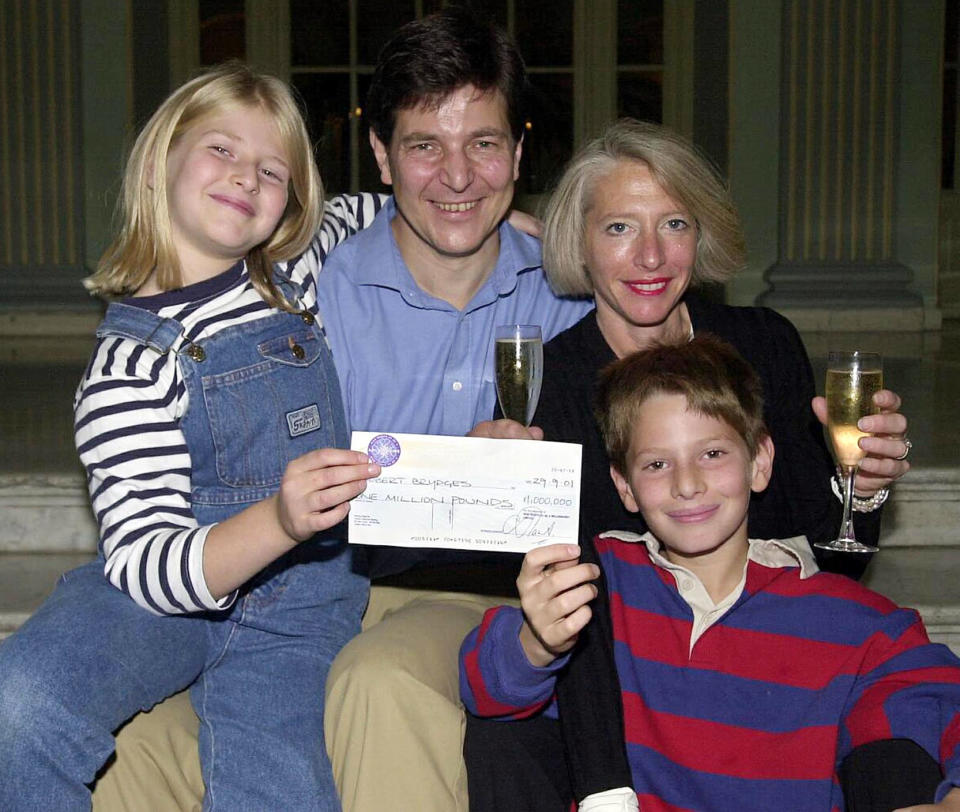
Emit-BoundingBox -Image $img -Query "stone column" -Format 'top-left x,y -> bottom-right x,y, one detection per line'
0,0 -> 131,322
733,0 -> 940,330
0,1 -> 87,308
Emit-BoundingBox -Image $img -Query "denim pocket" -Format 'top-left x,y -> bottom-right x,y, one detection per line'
202,330 -> 336,488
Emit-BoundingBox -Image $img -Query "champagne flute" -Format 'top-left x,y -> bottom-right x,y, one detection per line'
494,324 -> 543,426
815,350 -> 883,553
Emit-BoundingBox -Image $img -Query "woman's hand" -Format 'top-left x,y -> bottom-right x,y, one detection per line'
506,209 -> 543,239
517,544 -> 599,668
468,418 -> 544,441
276,448 -> 381,541
812,388 -> 910,497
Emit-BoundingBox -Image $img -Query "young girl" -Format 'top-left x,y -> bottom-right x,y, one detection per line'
0,63 -> 381,810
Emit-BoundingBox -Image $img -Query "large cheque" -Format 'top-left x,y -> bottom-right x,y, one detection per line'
348,431 -> 582,554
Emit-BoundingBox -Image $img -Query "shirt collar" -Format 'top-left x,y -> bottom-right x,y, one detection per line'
349,197 -> 542,310
598,529 -> 819,579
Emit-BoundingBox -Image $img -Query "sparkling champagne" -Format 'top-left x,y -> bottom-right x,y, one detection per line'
825,368 -> 883,467
495,337 -> 543,425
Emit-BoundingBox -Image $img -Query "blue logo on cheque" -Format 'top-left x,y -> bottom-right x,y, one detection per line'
367,434 -> 401,466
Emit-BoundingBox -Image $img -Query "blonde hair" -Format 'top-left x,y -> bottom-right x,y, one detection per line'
595,335 -> 768,474
86,61 -> 323,308
543,119 -> 745,296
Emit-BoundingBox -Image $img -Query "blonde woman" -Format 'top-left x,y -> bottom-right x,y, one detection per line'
465,119 -> 913,811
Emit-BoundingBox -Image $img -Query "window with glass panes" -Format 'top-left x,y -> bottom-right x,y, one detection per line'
618,0 -> 663,122
192,1 -> 668,195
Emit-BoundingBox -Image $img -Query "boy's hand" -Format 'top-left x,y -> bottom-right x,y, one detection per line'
811,388 -> 910,496
276,449 -> 380,541
895,786 -> 960,811
517,544 -> 600,668
468,418 -> 544,441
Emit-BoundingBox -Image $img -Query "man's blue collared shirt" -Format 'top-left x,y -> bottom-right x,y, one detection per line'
315,197 -> 592,438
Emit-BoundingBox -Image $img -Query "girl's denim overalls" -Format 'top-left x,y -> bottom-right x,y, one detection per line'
0,276 -> 366,811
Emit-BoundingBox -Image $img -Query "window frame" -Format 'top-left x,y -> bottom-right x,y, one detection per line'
170,0 -> 695,199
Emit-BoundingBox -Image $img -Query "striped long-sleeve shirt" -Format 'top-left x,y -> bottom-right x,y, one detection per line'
460,531 -> 960,810
74,193 -> 383,615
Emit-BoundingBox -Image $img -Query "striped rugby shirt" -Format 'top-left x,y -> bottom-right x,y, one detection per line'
460,531 -> 960,809
73,193 -> 382,615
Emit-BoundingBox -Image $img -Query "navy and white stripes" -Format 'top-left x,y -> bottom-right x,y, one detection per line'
74,193 -> 381,615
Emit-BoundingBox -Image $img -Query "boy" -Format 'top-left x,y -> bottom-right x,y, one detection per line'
460,335 -> 960,811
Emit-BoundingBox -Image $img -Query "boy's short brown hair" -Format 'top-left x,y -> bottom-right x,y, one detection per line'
595,335 -> 769,473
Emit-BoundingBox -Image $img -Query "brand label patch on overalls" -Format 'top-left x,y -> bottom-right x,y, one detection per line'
286,404 -> 322,437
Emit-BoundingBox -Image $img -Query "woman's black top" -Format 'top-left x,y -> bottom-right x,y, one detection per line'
532,295 -> 881,801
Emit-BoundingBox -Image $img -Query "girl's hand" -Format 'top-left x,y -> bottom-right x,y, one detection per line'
517,544 -> 599,668
812,388 -> 910,496
468,418 -> 544,440
276,448 -> 380,541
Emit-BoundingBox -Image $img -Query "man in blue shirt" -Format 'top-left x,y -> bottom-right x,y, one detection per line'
88,9 -> 590,812
316,9 -> 590,812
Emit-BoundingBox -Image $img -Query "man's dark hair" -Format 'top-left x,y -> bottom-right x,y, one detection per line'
365,6 -> 527,146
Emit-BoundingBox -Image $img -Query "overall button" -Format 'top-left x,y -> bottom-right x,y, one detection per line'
291,343 -> 305,360
186,344 -> 206,362
299,311 -> 315,325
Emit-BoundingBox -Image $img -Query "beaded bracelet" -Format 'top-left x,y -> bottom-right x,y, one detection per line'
830,474 -> 890,513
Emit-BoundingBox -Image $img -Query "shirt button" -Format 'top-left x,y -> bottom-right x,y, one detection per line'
680,579 -> 693,592
452,381 -> 463,391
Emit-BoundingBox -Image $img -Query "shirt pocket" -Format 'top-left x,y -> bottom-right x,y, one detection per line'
202,330 -> 337,488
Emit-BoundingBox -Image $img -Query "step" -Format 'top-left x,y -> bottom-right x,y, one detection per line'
0,474 -> 97,554
0,552 -> 93,638
879,466 -> 960,547
2,549 -> 959,656
2,467 -> 959,554
2,472 -> 957,654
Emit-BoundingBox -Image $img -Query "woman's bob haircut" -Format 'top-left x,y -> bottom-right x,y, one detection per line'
86,61 -> 323,309
543,118 -> 745,296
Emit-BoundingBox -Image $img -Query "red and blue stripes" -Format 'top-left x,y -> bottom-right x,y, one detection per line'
460,535 -> 960,809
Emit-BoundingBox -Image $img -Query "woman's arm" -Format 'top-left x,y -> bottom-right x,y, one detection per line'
554,532 -> 634,802
534,325 -> 637,802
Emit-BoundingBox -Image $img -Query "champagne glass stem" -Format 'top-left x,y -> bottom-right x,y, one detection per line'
838,464 -> 858,542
